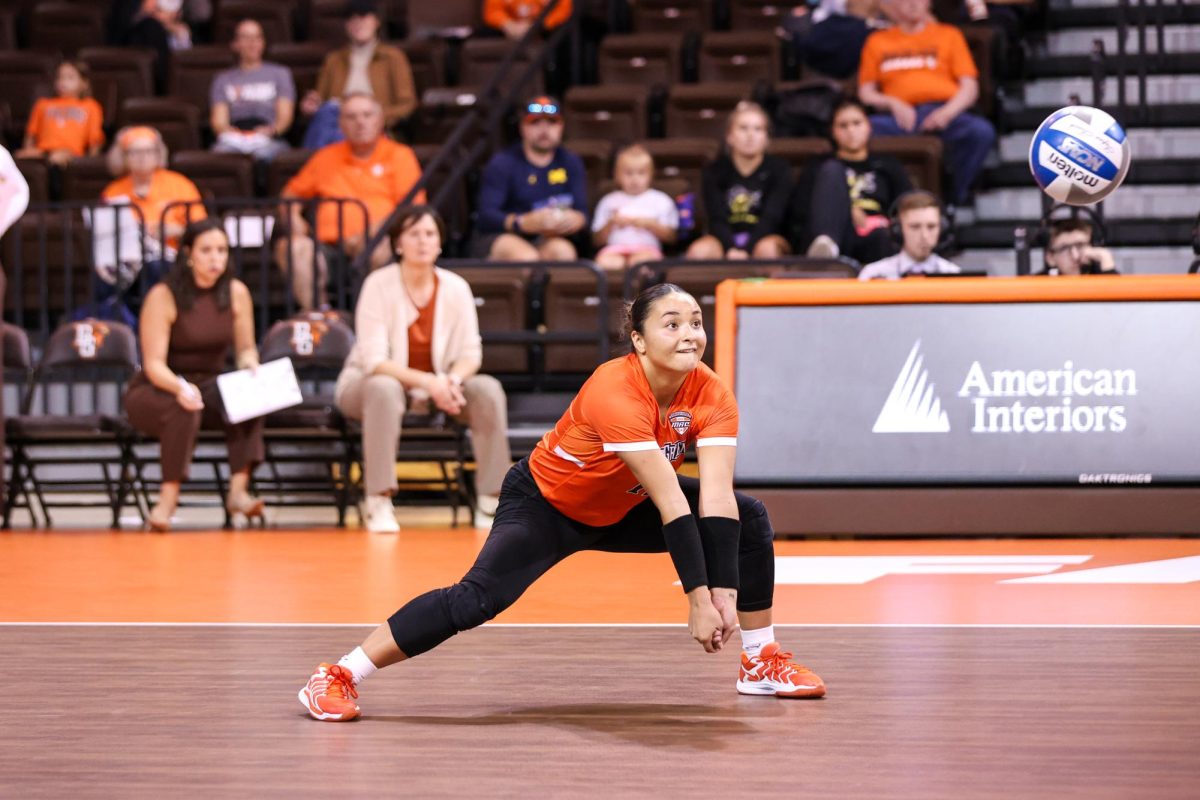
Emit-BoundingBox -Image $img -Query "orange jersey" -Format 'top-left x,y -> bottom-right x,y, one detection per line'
483,0 -> 573,30
528,353 -> 739,526
101,170 -> 206,249
26,97 -> 105,157
859,22 -> 978,107
283,139 -> 426,244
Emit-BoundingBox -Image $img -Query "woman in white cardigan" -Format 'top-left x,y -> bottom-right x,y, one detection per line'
336,206 -> 511,532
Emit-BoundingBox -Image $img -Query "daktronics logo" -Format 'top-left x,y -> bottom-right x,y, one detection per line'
875,342 -> 1137,434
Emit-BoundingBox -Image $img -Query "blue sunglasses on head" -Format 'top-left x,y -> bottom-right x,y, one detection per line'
526,102 -> 560,116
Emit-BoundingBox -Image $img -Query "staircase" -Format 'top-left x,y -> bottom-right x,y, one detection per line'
957,0 -> 1200,275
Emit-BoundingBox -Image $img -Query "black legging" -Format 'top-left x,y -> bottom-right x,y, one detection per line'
388,458 -> 776,657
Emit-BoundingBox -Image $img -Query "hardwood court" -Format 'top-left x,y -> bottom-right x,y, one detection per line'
2,531 -> 1199,797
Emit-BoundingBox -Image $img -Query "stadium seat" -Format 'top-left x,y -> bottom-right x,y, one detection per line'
407,0 -> 482,38
168,46 -> 238,118
304,0 -> 354,44
869,135 -> 945,198
2,319 -> 140,529
564,85 -> 650,142
214,0 -> 295,45
171,151 -> 256,200
265,148 -> 315,197
266,42 -> 333,106
29,2 -> 106,58
79,48 -> 158,130
641,138 -> 719,196
541,270 -> 626,374
459,38 -> 545,96
630,0 -> 712,33
2,210 -> 96,324
728,0 -> 791,31
562,138 -> 614,207
961,24 -> 997,119
698,31 -> 781,83
401,38 -> 447,97
119,97 -> 203,153
664,82 -> 757,140
442,266 -> 531,375
0,51 -> 56,144
598,33 -> 684,87
411,144 -> 470,250
767,137 -> 835,178
0,7 -> 15,51
61,156 -> 114,203
412,88 -> 479,145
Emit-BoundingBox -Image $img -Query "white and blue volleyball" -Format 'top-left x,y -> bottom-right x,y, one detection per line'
1028,106 -> 1131,206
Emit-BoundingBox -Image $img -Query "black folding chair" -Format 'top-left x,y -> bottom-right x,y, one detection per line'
3,319 -> 140,529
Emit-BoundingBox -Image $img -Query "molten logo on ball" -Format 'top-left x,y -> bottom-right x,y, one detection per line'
1029,105 -> 1132,206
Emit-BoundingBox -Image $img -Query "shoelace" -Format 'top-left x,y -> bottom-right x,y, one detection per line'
763,649 -> 805,680
324,665 -> 359,700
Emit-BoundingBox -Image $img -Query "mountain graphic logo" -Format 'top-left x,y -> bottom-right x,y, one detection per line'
872,341 -> 951,433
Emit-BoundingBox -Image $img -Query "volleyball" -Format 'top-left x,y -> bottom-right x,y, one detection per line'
1028,105 -> 1132,206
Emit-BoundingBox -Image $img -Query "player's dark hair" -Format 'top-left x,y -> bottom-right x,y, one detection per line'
625,283 -> 691,347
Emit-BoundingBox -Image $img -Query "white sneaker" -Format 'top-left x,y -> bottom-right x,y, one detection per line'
363,495 -> 399,533
806,234 -> 840,259
474,493 -> 499,529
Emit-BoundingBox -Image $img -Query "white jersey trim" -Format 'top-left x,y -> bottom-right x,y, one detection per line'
552,445 -> 586,467
602,441 -> 661,453
696,437 -> 737,447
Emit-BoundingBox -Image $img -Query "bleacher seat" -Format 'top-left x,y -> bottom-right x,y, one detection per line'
265,148 -> 315,196
459,38 -> 545,96
2,210 -> 95,322
168,46 -> 238,118
541,270 -> 626,374
119,97 -> 203,153
728,0 -> 790,32
961,25 -> 997,119
28,2 -> 106,58
214,0 -> 295,45
869,135 -> 945,198
79,48 -> 158,131
641,138 -> 719,195
443,266 -> 531,375
630,0 -> 712,33
412,88 -> 479,146
0,7 -> 15,51
767,137 -> 834,179
171,151 -> 256,200
13,158 -> 49,205
61,156 -> 114,203
267,42 -> 333,106
698,31 -> 781,84
598,33 -> 683,86
562,138 -> 614,207
564,85 -> 650,142
407,0 -> 481,38
0,51 -> 56,144
664,82 -> 756,140
400,38 -> 447,97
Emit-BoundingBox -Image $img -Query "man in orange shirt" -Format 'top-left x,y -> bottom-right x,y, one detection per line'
858,0 -> 995,205
276,93 -> 425,310
483,0 -> 573,39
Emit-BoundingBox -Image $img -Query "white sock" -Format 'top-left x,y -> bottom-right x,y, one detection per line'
336,646 -> 379,686
740,625 -> 775,658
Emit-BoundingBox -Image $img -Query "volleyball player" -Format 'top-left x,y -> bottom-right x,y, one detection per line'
299,284 -> 826,720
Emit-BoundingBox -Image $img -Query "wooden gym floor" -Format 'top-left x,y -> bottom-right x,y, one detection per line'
2,529 -> 1198,798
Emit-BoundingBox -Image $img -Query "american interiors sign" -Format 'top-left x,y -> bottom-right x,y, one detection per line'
733,302 -> 1200,484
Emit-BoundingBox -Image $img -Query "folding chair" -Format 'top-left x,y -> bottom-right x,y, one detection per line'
3,319 -> 140,529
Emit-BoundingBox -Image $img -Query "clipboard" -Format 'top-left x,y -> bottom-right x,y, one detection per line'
216,357 -> 304,424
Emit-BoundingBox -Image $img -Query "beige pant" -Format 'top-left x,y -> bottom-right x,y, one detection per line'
335,367 -> 511,498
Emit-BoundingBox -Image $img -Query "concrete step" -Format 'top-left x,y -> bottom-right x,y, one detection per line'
956,246 -> 1197,277
1044,25 -> 1200,57
1024,75 -> 1200,106
999,127 -> 1200,162
974,184 -> 1200,222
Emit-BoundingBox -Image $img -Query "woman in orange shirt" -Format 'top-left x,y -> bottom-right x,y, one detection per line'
17,61 -> 105,167
298,283 -> 827,722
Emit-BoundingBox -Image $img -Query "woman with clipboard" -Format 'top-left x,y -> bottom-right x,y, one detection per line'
124,219 -> 266,531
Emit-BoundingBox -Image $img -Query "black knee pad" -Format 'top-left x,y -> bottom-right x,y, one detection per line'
736,494 -> 774,550
445,579 -> 499,632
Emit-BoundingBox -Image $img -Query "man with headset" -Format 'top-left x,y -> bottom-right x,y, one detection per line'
858,189 -> 961,279
1042,219 -> 1118,276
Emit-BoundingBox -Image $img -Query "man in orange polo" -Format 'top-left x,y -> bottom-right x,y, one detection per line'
276,93 -> 425,310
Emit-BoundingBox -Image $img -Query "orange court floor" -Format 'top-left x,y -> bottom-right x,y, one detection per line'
2,529 -> 1198,626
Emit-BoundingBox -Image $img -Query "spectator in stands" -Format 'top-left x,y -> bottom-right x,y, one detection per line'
299,0 -> 418,149
101,126 -> 206,283
474,96 -> 588,262
592,144 -> 678,272
124,219 -> 265,532
858,0 -> 995,206
1041,219 -> 1118,276
276,94 -> 425,311
483,0 -> 574,39
209,19 -> 295,163
688,101 -> 792,261
16,61 -> 105,167
779,0 -> 882,80
336,205 -> 511,532
858,189 -> 960,279
804,97 -> 911,263
109,0 -> 195,91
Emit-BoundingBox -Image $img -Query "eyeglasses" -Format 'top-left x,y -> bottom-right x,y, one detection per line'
1049,241 -> 1089,255
526,102 -> 559,116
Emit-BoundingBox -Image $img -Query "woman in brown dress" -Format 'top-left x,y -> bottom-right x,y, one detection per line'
124,219 -> 265,531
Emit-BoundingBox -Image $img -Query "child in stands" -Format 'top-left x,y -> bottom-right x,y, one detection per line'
592,144 -> 679,272
17,61 -> 105,167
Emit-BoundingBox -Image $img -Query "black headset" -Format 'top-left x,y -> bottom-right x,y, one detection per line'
887,189 -> 952,249
1038,204 -> 1110,275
